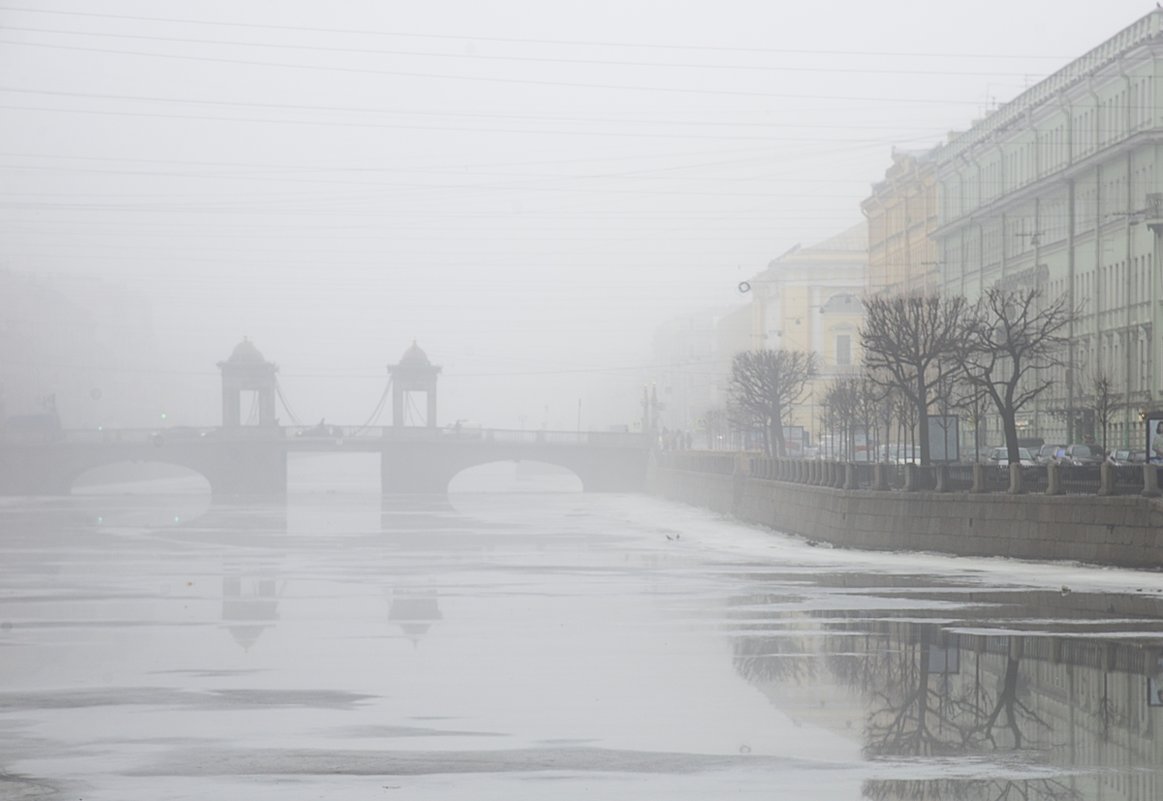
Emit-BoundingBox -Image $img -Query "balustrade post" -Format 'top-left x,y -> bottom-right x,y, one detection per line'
1008,463 -> 1023,494
873,462 -> 890,491
1046,462 -> 1063,495
1142,464 -> 1162,498
843,462 -> 857,490
970,463 -> 986,493
934,464 -> 948,493
1097,462 -> 1114,496
904,463 -> 918,492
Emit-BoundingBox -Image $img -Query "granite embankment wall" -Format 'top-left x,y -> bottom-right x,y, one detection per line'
649,464 -> 1163,569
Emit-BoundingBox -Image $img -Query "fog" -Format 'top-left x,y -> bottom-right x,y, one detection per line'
0,0 -> 1149,430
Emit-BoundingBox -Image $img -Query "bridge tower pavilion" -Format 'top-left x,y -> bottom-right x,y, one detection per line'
388,341 -> 441,428
217,337 -> 279,427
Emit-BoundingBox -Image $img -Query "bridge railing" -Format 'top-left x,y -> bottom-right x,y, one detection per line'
24,425 -> 650,448
373,426 -> 648,447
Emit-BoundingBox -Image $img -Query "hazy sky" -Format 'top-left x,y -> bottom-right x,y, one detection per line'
0,1 -> 1155,428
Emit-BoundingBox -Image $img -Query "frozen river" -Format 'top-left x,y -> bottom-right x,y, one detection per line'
3,457 -> 1163,800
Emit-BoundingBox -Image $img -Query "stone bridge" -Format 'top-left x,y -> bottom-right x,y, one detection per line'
0,427 -> 651,497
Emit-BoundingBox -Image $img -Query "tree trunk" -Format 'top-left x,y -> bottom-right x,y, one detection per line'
770,419 -> 785,458
916,374 -> 931,466
1002,411 -> 1021,464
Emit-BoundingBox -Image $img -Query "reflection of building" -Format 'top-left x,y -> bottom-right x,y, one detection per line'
388,588 -> 442,645
222,571 -> 281,651
728,582 -> 1163,800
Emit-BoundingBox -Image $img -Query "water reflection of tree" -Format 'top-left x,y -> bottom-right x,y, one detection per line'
864,630 -> 1053,758
731,611 -> 816,685
957,639 -> 1052,751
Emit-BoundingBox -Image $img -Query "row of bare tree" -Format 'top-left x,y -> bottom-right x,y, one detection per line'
728,287 -> 1076,465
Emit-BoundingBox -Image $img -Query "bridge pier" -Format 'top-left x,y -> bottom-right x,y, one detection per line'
381,447 -> 456,494
0,445 -> 74,495
207,441 -> 287,498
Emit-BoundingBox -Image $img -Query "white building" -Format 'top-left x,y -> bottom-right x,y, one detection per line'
934,10 -> 1163,448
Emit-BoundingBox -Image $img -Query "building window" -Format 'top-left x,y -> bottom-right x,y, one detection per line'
836,335 -> 852,367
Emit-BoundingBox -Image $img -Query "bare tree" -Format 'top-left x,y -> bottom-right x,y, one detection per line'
825,373 -> 886,461
824,377 -> 857,459
728,349 -> 818,457
956,288 -> 1073,465
860,294 -> 968,465
1089,373 -> 1118,454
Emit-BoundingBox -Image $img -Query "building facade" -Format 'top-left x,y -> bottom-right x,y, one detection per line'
747,224 -> 868,437
863,148 -> 941,295
934,10 -> 1163,448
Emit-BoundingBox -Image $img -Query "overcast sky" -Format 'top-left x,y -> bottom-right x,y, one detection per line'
0,1 -> 1155,428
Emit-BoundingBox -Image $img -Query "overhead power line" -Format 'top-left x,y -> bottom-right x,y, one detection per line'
0,5 -> 1073,60
0,24 -> 1058,79
0,39 -> 1028,106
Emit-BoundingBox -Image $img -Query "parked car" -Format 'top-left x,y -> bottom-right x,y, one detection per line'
1058,443 -> 1103,466
879,444 -> 920,464
1035,443 -> 1066,464
987,446 -> 1036,469
1106,449 -> 1147,466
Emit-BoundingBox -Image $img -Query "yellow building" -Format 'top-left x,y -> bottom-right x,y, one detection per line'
861,148 -> 940,295
746,224 -> 868,434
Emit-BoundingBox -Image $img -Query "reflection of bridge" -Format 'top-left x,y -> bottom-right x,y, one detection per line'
0,426 -> 650,496
0,339 -> 650,497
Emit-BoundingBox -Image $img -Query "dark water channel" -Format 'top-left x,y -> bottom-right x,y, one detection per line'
2,463 -> 1163,800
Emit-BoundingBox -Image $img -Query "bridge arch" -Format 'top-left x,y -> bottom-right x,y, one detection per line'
380,440 -> 647,494
71,460 -> 212,494
1,437 -> 289,498
447,459 -> 584,493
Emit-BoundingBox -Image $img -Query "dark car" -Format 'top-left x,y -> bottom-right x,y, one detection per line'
987,446 -> 1036,469
1035,443 -> 1066,464
1059,443 -> 1103,466
1107,448 -> 1147,466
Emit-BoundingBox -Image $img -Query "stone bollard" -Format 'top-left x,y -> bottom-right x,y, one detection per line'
1046,461 -> 1063,495
904,463 -> 918,492
1142,464 -> 1162,498
834,462 -> 846,489
844,462 -> 857,490
934,464 -> 949,493
970,463 -> 986,493
1097,461 -> 1114,497
873,462 -> 890,491
1008,463 -> 1023,494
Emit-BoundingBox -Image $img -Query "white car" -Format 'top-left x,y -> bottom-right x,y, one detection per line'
987,446 -> 1036,468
